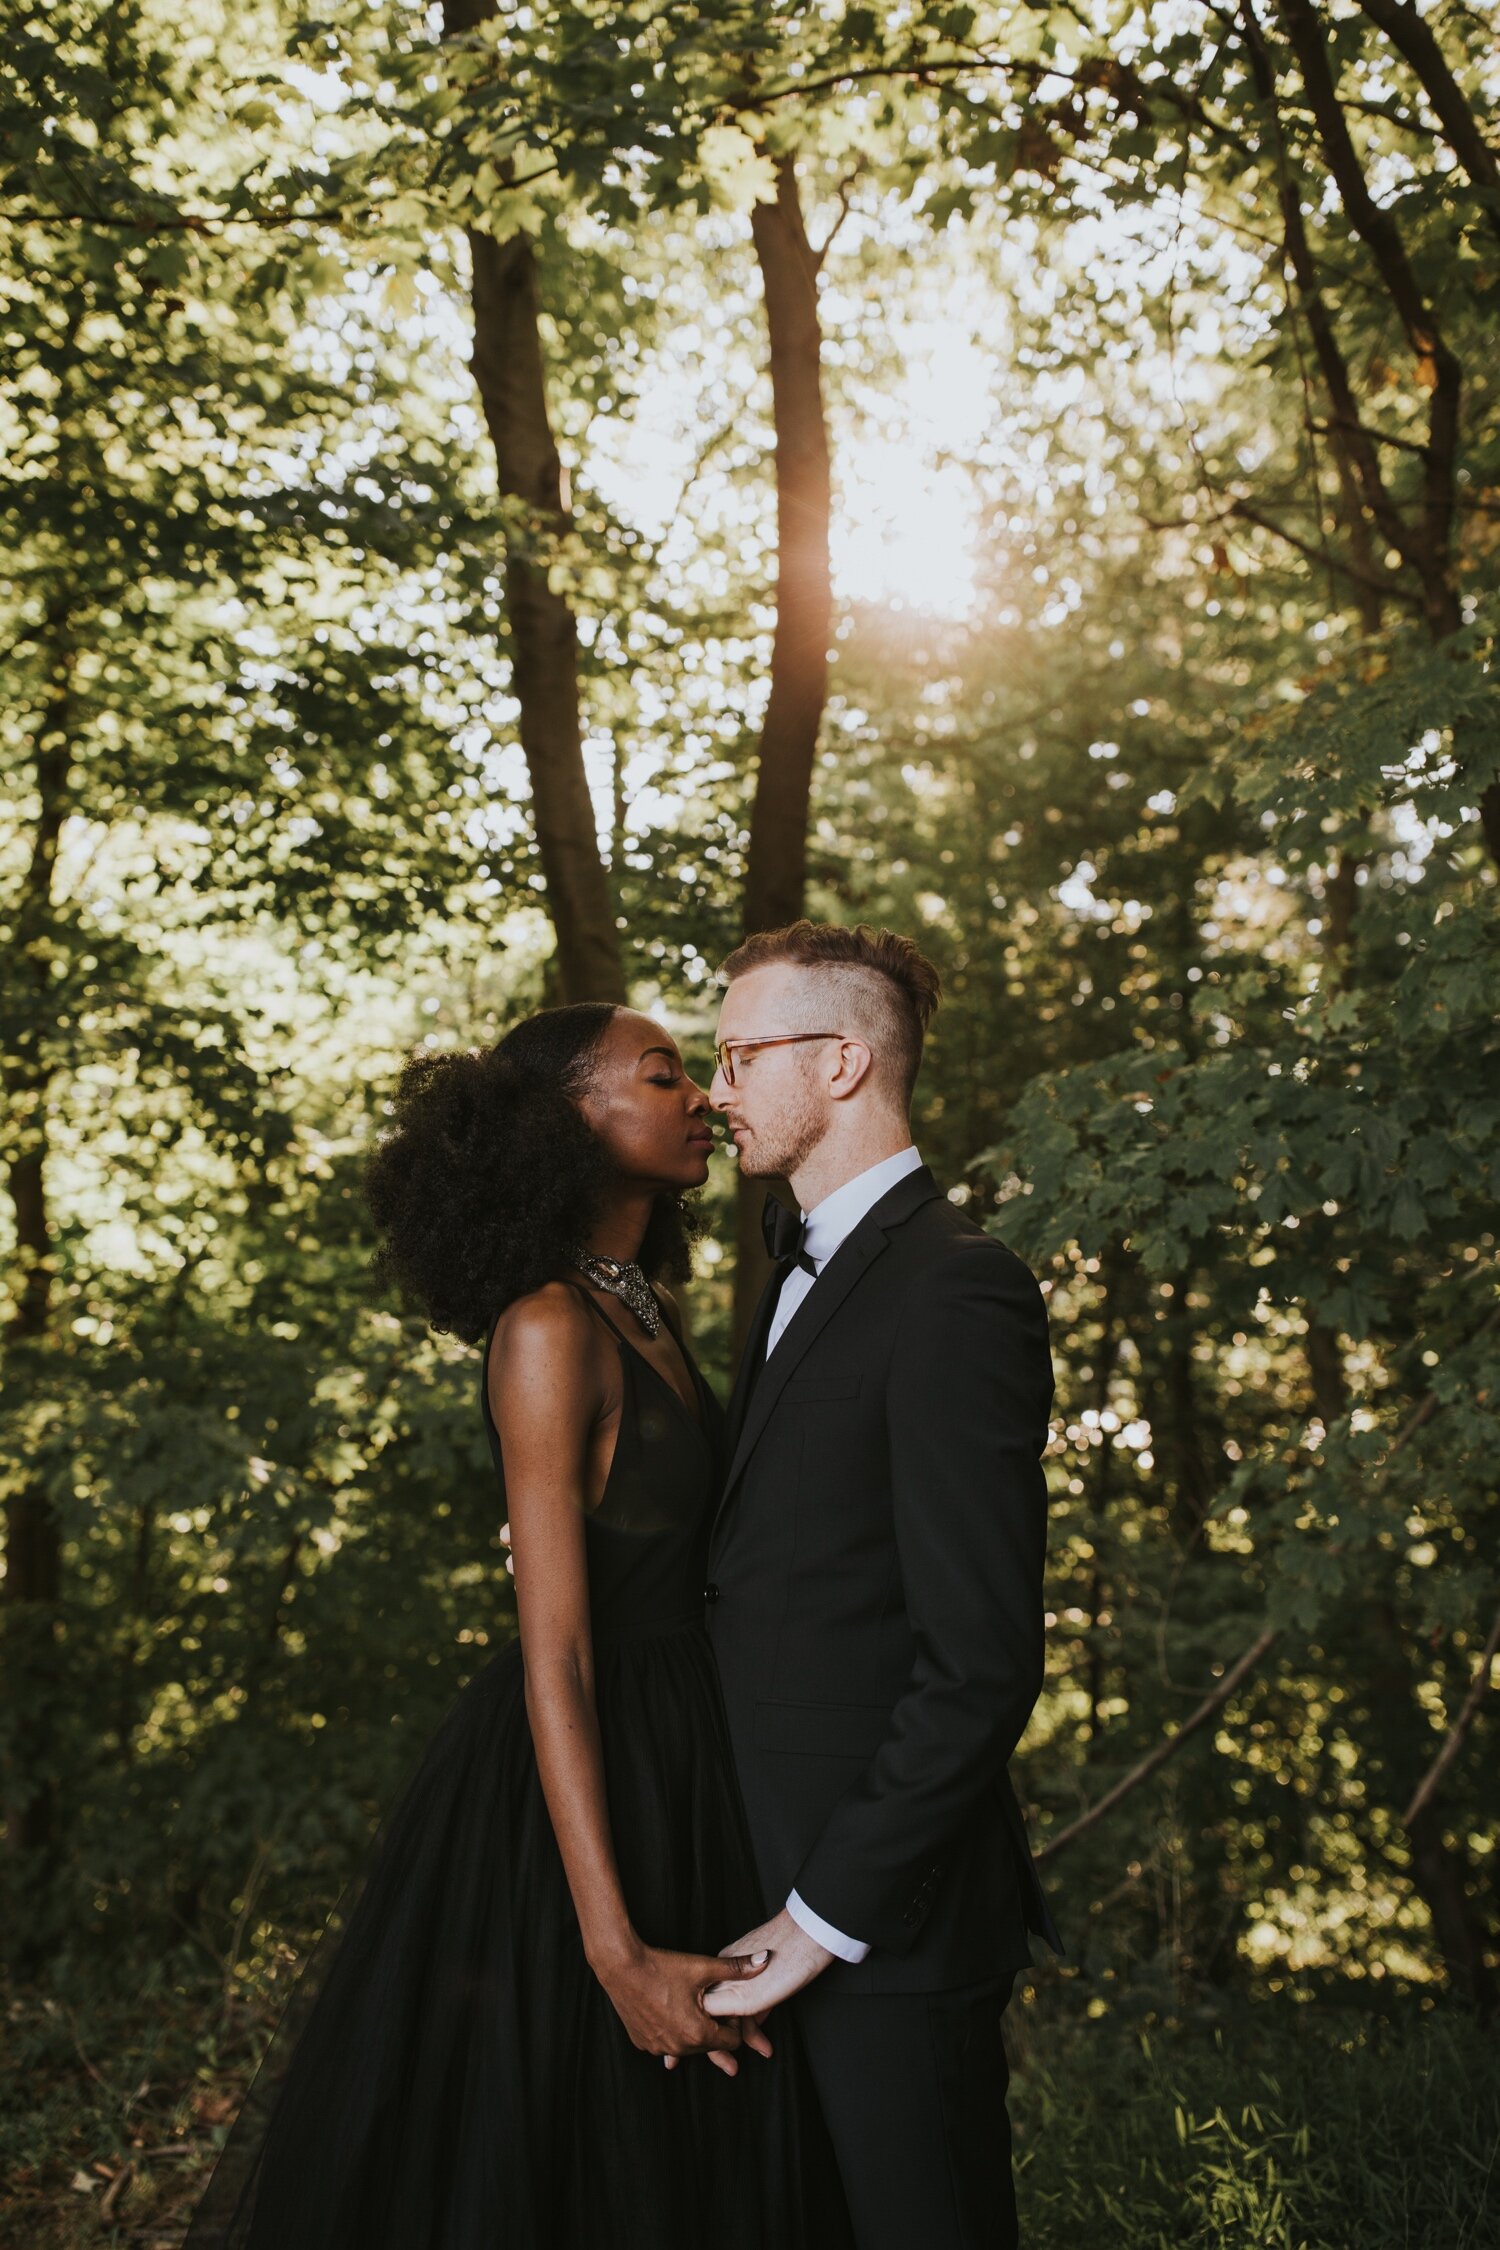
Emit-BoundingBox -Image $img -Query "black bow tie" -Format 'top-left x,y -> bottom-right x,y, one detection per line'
761,1193 -> 816,1273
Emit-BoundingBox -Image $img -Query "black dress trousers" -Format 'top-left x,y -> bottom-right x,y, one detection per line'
790,1972 -> 1019,2250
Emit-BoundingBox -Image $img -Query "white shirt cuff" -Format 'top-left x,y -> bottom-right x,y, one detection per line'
786,1889 -> 871,1963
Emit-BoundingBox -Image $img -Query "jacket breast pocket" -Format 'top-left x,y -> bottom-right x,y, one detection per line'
781,1374 -> 864,1403
753,1698 -> 889,1759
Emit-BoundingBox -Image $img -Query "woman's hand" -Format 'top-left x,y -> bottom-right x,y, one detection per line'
667,2006 -> 775,2077
597,1940 -> 770,2073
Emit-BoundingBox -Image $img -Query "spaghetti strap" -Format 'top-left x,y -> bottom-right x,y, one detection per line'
563,1278 -> 703,1435
563,1278 -> 638,1355
562,1276 -> 615,1325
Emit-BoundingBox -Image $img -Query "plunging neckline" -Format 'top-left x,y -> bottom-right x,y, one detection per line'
570,1283 -> 708,1441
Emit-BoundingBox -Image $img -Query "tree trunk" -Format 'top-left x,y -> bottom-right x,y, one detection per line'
238,1532 -> 305,1725
1083,1259 -> 1123,1757
1406,1796 -> 1498,2023
444,3 -> 624,1004
1305,1320 -> 1350,1426
1365,1605 -> 1500,2020
733,156 -> 835,1350
2,619 -> 72,1960
1164,1286 -> 1218,1549
743,155 -> 833,937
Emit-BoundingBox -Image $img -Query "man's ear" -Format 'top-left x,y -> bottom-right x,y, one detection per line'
827,1039 -> 875,1100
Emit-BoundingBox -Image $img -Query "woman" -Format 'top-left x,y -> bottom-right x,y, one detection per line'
185,1001 -> 851,2249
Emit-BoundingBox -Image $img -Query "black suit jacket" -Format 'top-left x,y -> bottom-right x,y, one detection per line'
706,1162 -> 1062,1994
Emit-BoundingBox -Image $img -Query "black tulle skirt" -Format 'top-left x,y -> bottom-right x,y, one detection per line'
185,1619 -> 852,2249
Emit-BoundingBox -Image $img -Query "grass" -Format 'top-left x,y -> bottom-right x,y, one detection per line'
1011,1996 -> 1500,2249
3,1968 -> 1497,2247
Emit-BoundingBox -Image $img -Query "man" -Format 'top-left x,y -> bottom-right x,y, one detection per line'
701,919 -> 1061,2250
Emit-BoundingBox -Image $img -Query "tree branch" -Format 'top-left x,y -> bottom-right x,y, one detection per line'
1137,492 -> 1420,609
3,167 -> 560,236
1038,1313 -> 1500,1870
810,169 -> 862,268
1309,417 -> 1433,460
726,50 -> 1257,163
1356,0 -> 1500,251
1037,1628 -> 1280,1865
1238,1 -> 1418,581
1403,1598 -> 1500,1829
1276,0 -> 1463,631
1226,497 -> 1423,607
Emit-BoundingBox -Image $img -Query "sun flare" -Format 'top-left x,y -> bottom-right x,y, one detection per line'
588,275 -> 993,625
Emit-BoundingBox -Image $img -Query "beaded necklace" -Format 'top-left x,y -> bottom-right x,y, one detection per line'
568,1247 -> 661,1336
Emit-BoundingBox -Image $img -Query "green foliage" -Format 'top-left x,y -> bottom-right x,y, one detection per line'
2,0 -> 1497,2168
1188,600 -> 1500,854
990,900 -> 1500,1309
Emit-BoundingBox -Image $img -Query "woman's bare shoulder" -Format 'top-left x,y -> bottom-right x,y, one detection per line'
490,1282 -> 597,1387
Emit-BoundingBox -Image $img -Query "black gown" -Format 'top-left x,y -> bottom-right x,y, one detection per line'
184,1281 -> 852,2250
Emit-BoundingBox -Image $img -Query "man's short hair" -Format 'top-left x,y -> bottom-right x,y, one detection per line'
718,920 -> 942,1107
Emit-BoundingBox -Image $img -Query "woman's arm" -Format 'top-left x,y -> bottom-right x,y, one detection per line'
489,1287 -> 766,2065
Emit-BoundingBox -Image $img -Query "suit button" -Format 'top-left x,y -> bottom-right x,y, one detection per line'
704,1582 -> 720,1603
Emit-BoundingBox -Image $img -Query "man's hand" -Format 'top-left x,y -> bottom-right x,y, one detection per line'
598,1938 -> 768,2070
701,1908 -> 835,2018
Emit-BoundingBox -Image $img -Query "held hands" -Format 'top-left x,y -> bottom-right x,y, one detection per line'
597,1939 -> 771,2078
664,2004 -> 776,2077
702,1907 -> 835,2018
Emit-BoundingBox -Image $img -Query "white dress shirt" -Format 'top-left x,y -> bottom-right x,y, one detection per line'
766,1143 -> 925,1963
765,1143 -> 924,1359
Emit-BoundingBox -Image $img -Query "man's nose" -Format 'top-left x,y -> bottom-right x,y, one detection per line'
707,1066 -> 731,1109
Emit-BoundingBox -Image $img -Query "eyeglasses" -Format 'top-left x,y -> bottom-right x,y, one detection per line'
712,1032 -> 845,1087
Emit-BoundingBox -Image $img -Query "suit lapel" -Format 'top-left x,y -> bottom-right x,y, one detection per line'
712,1164 -> 944,1545
724,1263 -> 781,1461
